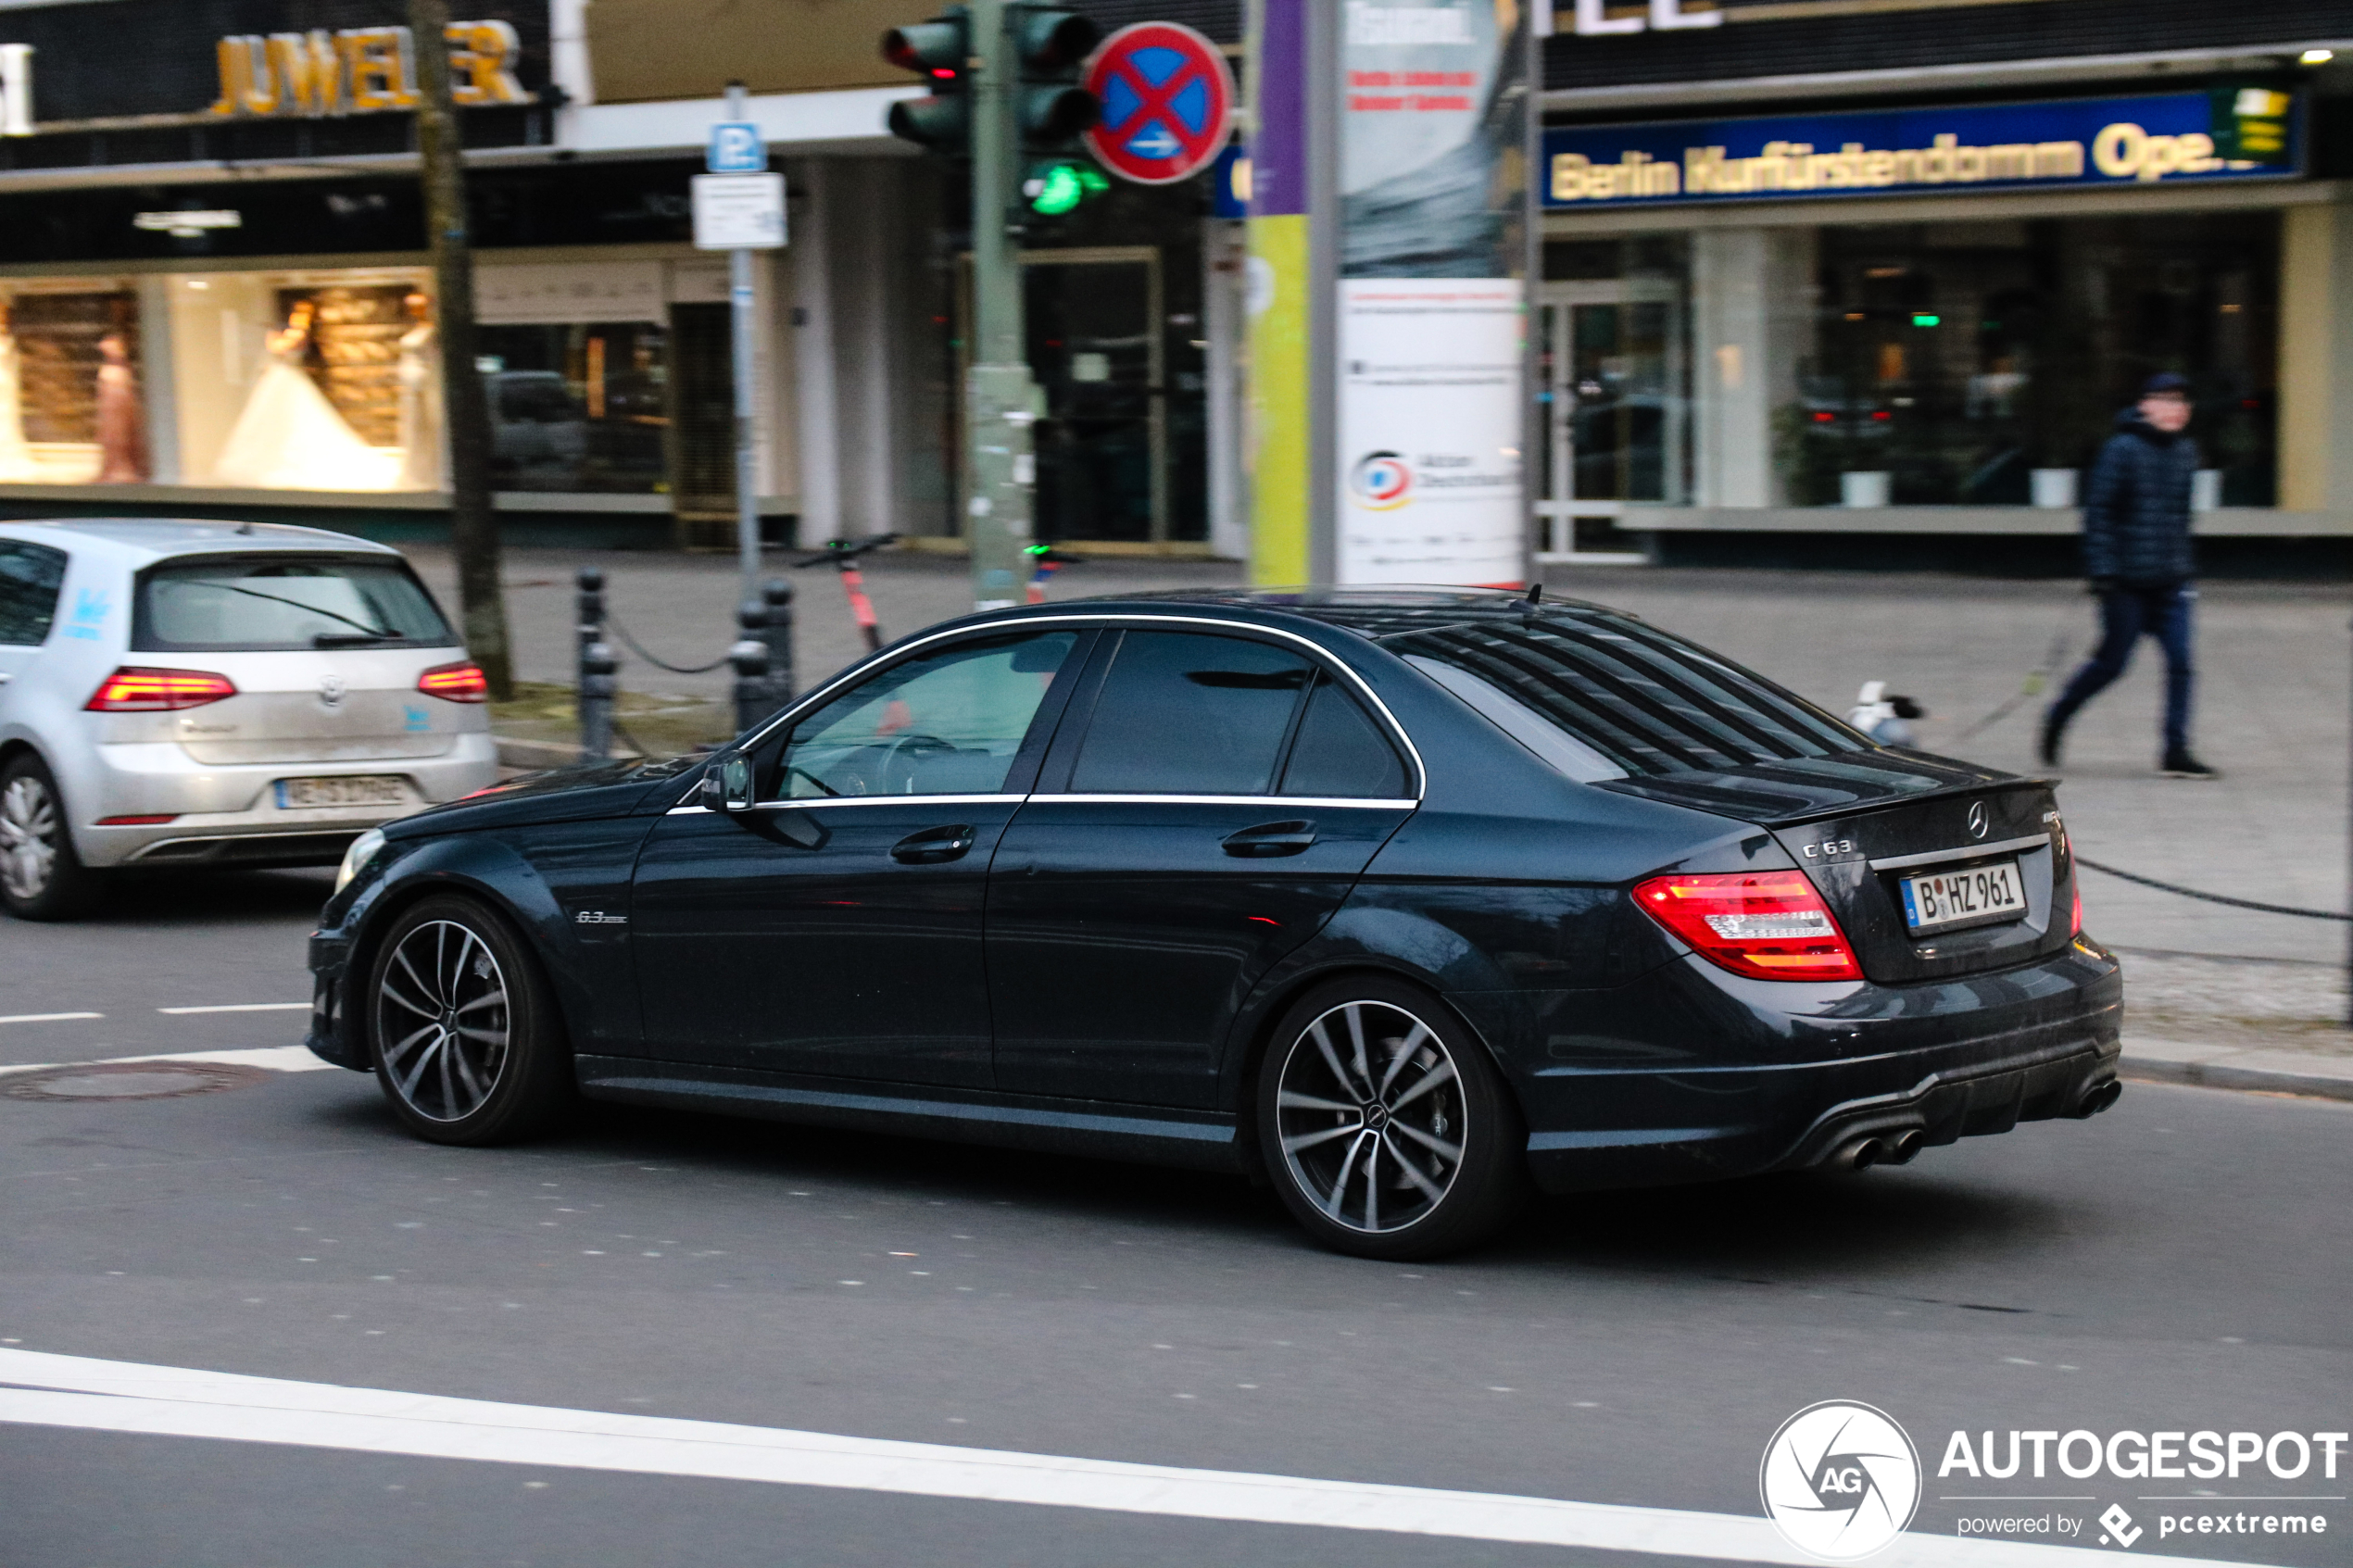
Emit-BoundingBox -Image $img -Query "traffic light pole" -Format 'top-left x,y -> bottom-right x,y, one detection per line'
964,0 -> 1038,612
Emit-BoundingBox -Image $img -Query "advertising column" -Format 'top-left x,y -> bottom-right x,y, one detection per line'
1336,0 -> 1528,586
1244,0 -> 1317,583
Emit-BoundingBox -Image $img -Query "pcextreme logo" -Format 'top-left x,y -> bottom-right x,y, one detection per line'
1760,1400 -> 1922,1560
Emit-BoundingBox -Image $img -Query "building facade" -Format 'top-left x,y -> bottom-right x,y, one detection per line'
1531,0 -> 2353,563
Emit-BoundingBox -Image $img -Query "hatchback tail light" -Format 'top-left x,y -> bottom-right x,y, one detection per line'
417,660 -> 489,702
85,667 -> 237,712
2070,879 -> 2083,938
1633,870 -> 1863,982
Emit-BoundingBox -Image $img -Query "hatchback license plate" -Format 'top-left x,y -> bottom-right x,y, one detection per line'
1899,859 -> 2025,934
277,775 -> 407,809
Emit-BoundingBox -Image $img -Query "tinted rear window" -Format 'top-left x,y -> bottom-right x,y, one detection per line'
1385,613 -> 1867,778
135,555 -> 454,652
0,540 -> 67,646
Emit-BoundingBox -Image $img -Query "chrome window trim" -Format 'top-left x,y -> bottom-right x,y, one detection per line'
666,793 -> 1025,817
1867,834 -> 2049,872
1025,794 -> 1418,809
670,612 -> 1430,809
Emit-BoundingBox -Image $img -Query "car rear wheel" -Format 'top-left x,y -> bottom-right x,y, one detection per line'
366,896 -> 573,1145
1255,978 -> 1528,1261
0,755 -> 106,922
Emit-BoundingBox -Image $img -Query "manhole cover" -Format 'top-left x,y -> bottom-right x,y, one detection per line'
1,1062 -> 273,1101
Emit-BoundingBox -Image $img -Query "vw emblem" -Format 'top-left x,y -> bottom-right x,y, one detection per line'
1966,801 -> 1989,840
317,673 -> 347,710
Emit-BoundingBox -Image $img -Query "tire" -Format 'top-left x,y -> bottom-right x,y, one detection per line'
0,754 -> 107,921
365,895 -> 573,1145
1254,977 -> 1528,1261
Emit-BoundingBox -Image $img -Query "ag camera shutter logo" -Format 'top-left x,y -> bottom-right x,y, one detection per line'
1760,1400 -> 1922,1559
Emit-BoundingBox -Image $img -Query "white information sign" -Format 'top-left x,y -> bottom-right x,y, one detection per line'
1337,277 -> 1525,586
691,172 -> 786,250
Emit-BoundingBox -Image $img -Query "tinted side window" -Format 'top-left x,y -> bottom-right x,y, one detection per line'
0,541 -> 67,646
1070,632 -> 1311,796
1279,676 -> 1407,798
778,631 -> 1076,798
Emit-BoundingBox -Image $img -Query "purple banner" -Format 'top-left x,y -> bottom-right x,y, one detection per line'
1251,0 -> 1307,217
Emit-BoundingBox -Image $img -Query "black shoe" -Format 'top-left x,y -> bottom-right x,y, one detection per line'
2037,711 -> 2065,769
2160,752 -> 2220,780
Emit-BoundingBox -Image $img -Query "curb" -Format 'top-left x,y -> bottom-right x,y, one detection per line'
2120,1047 -> 2353,1103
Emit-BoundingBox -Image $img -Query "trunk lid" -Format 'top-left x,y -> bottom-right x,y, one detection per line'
1599,750 -> 2076,984
172,648 -> 472,764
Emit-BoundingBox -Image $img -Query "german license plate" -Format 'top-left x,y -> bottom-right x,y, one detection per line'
276,775 -> 408,809
1899,859 -> 2025,935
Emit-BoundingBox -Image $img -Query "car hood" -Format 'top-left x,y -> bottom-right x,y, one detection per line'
1591,746 -> 2024,828
385,756 -> 698,836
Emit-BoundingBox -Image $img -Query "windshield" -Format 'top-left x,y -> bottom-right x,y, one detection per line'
135,555 -> 455,652
1387,612 -> 1869,779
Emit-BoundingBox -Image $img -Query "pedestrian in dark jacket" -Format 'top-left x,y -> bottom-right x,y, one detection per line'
2039,372 -> 2217,779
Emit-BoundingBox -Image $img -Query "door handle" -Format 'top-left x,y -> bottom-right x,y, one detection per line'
1222,820 -> 1316,858
891,824 -> 975,864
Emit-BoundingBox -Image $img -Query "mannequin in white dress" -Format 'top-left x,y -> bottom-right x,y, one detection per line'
395,290 -> 444,491
213,299 -> 397,490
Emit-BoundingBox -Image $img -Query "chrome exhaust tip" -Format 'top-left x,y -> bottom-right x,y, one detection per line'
2071,1079 -> 2123,1120
1883,1129 -> 1926,1165
1833,1135 -> 1887,1171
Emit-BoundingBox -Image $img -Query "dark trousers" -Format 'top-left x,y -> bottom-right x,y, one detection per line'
2049,583 -> 2195,757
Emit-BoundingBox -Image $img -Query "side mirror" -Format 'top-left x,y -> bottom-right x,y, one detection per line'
703,752 -> 757,812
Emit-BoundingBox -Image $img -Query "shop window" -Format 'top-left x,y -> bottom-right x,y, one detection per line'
0,290 -> 146,484
1786,215 -> 2279,508
1536,237 -> 1690,554
206,276 -> 438,492
473,320 -> 672,495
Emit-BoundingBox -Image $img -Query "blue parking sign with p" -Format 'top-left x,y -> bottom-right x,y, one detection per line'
708,121 -> 765,173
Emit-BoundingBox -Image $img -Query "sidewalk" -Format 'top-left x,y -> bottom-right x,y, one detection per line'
400,545 -> 2353,1102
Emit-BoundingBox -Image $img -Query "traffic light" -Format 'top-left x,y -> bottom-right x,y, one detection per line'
883,7 -> 971,153
1023,157 -> 1109,215
1013,6 -> 1100,150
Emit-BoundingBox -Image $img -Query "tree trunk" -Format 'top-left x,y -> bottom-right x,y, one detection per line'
409,0 -> 513,698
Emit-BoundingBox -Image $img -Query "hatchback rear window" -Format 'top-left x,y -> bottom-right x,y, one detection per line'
1383,613 -> 1867,778
134,555 -> 454,652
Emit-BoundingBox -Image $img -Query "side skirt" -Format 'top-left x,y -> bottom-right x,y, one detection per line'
573,1056 -> 1246,1174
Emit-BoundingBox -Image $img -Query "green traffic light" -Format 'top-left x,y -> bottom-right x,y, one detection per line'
1031,163 -> 1086,214
1911,313 -> 1942,327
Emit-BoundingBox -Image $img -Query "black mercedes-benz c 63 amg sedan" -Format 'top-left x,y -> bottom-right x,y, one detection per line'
308,589 -> 2122,1259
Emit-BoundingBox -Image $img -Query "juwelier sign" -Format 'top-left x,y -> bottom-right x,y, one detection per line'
1542,88 -> 2303,207
208,20 -> 528,119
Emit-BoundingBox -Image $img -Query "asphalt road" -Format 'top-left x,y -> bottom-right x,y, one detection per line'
2,880 -> 2348,1567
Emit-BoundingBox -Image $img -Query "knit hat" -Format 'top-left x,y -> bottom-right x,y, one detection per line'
2142,371 -> 2191,398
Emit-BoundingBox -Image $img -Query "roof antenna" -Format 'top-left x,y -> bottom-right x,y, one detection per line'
234,520 -> 255,535
1522,582 -> 1542,606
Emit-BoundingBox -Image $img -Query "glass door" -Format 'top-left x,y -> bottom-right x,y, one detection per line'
1534,280 -> 1683,563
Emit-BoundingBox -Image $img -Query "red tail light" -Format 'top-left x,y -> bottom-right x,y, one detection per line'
1634,870 -> 1863,982
2070,879 -> 2083,938
85,667 -> 237,711
417,660 -> 489,702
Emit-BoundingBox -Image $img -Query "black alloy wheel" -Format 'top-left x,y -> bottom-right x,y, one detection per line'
0,753 -> 106,921
366,896 -> 572,1145
1256,978 -> 1527,1260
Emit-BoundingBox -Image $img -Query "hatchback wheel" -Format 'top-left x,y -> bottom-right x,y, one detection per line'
367,896 -> 573,1145
0,755 -> 106,921
1255,979 -> 1527,1260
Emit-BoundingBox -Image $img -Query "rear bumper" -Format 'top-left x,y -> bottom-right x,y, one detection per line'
1450,938 -> 2124,1194
71,734 -> 497,868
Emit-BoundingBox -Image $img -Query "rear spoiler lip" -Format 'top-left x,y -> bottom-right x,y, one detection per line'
1595,771 -> 2055,833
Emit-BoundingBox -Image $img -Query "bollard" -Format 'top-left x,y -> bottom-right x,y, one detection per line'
579,640 -> 619,761
575,568 -> 613,761
730,599 -> 772,738
759,577 -> 794,707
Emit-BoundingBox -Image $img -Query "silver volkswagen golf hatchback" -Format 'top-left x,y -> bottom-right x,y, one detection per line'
0,519 -> 497,920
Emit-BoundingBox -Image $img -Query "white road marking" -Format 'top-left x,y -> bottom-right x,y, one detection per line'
0,1350 -> 2255,1568
156,1003 -> 311,1015
0,1012 -> 103,1025
0,1046 -> 335,1078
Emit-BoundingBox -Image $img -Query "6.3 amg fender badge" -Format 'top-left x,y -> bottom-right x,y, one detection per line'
573,909 -> 628,925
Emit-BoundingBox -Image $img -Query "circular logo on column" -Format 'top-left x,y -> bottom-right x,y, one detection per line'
1758,1400 -> 1921,1560
1349,451 -> 1414,510
1082,22 -> 1236,186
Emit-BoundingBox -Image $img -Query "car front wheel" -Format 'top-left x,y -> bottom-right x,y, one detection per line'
1255,978 -> 1528,1260
0,754 -> 106,921
366,896 -> 573,1145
